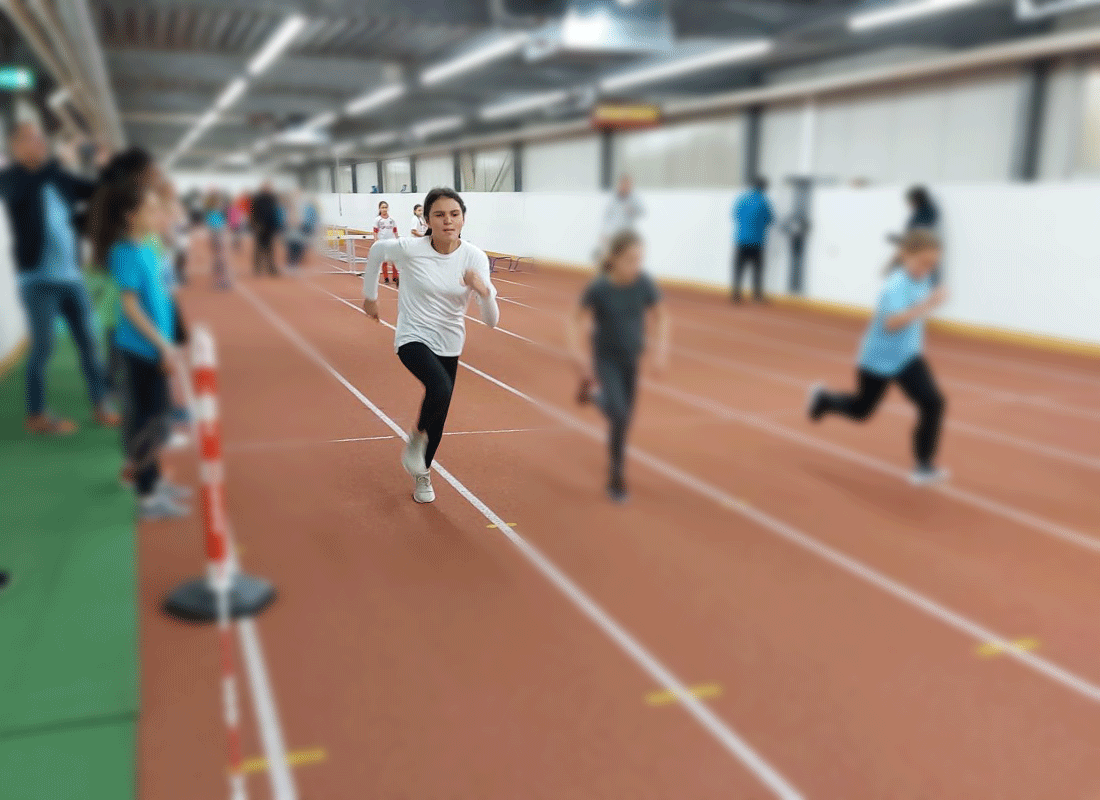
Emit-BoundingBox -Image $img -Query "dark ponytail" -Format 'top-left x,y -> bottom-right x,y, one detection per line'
89,175 -> 150,268
422,186 -> 465,237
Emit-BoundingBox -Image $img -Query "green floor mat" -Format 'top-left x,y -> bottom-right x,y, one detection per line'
0,331 -> 137,798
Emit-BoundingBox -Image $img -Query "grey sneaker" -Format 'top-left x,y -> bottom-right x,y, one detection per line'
908,465 -> 951,487
402,431 -> 428,477
155,480 -> 194,500
413,473 -> 435,504
139,493 -> 191,521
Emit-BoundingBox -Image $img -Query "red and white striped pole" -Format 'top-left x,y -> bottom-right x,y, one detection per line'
192,325 -> 247,800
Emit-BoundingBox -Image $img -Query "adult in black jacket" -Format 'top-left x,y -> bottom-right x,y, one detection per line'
0,122 -> 116,435
250,181 -> 280,277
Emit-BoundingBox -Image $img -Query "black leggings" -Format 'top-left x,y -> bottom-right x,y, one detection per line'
821,356 -> 946,467
595,352 -> 639,486
397,342 -> 459,470
733,244 -> 764,300
120,352 -> 171,496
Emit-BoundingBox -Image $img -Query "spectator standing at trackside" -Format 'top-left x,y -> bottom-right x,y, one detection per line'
206,192 -> 231,290
284,190 -> 316,272
731,176 -> 774,304
251,180 -> 281,277
0,121 -> 118,435
598,174 -> 644,256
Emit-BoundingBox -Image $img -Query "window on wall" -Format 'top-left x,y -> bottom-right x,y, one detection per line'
416,155 -> 454,191
460,148 -> 515,191
355,161 -> 378,193
337,164 -> 354,193
383,159 -> 412,193
613,116 -> 744,188
316,165 -> 333,193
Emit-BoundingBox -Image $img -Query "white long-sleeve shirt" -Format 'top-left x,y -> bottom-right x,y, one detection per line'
363,237 -> 499,356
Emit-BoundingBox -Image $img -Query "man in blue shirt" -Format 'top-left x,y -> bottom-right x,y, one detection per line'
0,122 -> 115,435
731,177 -> 774,304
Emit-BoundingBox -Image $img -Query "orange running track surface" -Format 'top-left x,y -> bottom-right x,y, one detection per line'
138,237 -> 1100,800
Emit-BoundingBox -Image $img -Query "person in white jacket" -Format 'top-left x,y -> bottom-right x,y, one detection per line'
362,187 -> 500,503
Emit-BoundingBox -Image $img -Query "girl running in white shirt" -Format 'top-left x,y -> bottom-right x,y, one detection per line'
411,204 -> 427,238
362,188 -> 500,503
374,200 -> 400,286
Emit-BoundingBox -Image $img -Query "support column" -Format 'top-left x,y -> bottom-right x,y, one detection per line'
743,104 -> 763,183
410,155 -> 418,194
600,129 -> 613,190
376,160 -> 384,193
1013,59 -> 1052,182
512,141 -> 523,191
453,150 -> 462,190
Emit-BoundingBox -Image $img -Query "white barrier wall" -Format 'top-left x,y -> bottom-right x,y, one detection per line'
0,212 -> 26,366
318,183 -> 1100,347
807,183 -> 1100,345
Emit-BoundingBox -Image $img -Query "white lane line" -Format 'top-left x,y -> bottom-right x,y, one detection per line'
336,281 -> 1100,554
664,346 -> 1100,472
176,340 -> 297,800
238,282 -> 804,800
239,619 -> 297,800
226,429 -> 553,453
494,274 -> 1100,389
317,282 -> 1100,708
491,274 -> 1100,422
496,286 -> 1100,467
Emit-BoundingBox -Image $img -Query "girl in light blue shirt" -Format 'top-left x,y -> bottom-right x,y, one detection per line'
806,229 -> 950,486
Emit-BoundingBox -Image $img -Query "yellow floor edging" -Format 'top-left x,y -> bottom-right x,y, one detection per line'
645,682 -> 723,706
239,747 -> 327,776
975,638 -> 1039,658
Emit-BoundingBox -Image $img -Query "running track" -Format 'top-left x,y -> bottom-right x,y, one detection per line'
138,237 -> 1100,799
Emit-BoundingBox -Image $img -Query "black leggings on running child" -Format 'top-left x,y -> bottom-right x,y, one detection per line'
397,342 -> 459,470
595,350 -> 639,488
818,356 -> 946,467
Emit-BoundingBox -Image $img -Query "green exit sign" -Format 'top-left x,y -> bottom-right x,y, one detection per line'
0,67 -> 34,91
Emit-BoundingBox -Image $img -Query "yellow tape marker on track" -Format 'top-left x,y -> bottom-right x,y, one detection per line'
239,747 -> 327,776
487,523 -> 517,529
645,683 -> 723,707
975,638 -> 1040,658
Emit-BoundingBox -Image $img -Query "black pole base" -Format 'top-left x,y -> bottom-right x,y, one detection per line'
162,573 -> 277,623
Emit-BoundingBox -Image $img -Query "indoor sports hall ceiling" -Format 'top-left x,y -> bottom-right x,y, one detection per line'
68,0 -> 1059,169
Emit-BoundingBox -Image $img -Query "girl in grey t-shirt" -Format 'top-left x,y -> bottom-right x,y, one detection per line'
566,230 -> 671,503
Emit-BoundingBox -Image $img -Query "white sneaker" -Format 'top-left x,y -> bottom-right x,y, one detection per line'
413,472 -> 435,504
139,493 -> 191,521
166,430 -> 190,451
401,431 -> 428,477
155,480 -> 193,500
908,465 -> 951,486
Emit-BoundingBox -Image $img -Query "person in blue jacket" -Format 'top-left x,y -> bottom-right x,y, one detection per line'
806,229 -> 950,486
731,176 -> 774,304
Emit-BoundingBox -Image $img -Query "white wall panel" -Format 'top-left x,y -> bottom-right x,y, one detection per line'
613,116 -> 744,188
806,68 -> 1023,184
0,213 -> 25,363
759,102 -> 803,182
523,136 -> 602,191
1038,58 -> 1086,180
